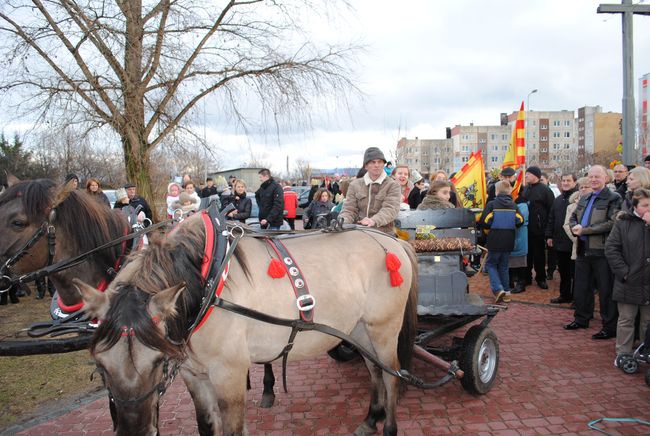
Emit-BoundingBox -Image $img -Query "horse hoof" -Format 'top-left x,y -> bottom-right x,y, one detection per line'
10,295 -> 19,304
259,394 -> 275,408
353,422 -> 377,436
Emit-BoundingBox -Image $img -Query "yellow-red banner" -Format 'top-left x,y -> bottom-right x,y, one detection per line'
511,168 -> 524,200
451,151 -> 487,209
503,101 -> 526,169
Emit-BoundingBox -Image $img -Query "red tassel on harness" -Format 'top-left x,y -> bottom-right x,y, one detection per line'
385,252 -> 403,287
267,258 -> 286,278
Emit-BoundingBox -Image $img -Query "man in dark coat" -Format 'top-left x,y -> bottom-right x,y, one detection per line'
200,177 -> 218,198
545,173 -> 577,304
565,165 -> 621,339
255,168 -> 284,230
521,166 -> 555,289
487,167 -> 517,203
125,183 -> 153,223
612,164 -> 628,199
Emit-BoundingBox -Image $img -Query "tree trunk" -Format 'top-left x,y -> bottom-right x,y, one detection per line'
123,136 -> 159,222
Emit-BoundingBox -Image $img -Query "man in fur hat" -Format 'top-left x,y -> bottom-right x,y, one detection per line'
340,147 -> 401,234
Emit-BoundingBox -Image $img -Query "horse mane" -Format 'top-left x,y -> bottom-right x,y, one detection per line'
0,179 -> 55,223
92,215 -> 209,356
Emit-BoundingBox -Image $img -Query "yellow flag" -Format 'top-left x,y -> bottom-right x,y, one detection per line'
503,101 -> 526,169
451,151 -> 487,209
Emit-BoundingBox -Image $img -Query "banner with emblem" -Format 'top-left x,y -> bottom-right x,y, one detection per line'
451,151 -> 487,209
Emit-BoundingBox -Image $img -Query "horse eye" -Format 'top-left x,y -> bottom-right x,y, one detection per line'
11,220 -> 27,229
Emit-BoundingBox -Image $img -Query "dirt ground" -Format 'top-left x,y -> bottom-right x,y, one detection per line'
0,292 -> 102,430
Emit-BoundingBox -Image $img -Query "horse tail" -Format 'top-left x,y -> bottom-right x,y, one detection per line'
397,240 -> 418,375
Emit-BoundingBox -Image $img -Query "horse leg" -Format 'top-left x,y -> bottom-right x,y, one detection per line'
9,285 -> 19,304
210,365 -> 249,436
260,363 -> 276,408
354,361 -> 386,436
181,368 -> 222,436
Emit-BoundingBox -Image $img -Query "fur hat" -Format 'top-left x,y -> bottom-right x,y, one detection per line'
500,167 -> 515,177
526,166 -> 542,179
363,147 -> 386,166
64,173 -> 79,183
115,188 -> 128,202
179,192 -> 193,204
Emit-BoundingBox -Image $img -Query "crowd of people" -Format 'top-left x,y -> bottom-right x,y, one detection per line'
12,148 -> 649,368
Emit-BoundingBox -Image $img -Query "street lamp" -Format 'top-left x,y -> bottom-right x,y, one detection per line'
526,89 -> 538,160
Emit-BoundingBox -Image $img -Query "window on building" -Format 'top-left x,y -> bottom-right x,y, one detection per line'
540,125 -> 548,130
553,143 -> 560,150
564,143 -> 570,149
491,134 -> 497,140
493,145 -> 499,151
564,132 -> 571,138
491,156 -> 498,162
540,136 -> 548,141
501,134 -> 508,140
540,148 -> 547,152
553,132 -> 561,138
462,156 -> 469,163
553,120 -> 561,126
461,145 -> 469,152
565,120 -> 571,127
502,145 -> 508,151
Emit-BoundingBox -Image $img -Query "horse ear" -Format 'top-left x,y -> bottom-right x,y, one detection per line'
73,278 -> 109,319
52,180 -> 76,208
6,172 -> 20,187
148,283 -> 185,320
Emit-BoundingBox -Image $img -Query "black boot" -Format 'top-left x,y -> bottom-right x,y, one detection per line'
0,292 -> 7,305
9,287 -> 19,304
511,281 -> 526,294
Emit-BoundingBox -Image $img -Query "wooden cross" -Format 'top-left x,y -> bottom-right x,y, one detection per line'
597,0 -> 650,165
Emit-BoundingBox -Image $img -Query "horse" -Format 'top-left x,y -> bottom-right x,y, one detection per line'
76,211 -> 419,435
0,178 -> 130,314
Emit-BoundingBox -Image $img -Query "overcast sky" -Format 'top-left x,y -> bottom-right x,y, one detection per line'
207,0 -> 650,174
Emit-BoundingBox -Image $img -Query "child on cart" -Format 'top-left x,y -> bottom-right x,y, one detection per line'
604,188 -> 650,378
479,181 -> 524,304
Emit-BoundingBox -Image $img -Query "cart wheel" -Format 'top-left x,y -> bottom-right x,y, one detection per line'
619,355 -> 639,375
327,342 -> 359,362
645,369 -> 650,387
459,325 -> 499,395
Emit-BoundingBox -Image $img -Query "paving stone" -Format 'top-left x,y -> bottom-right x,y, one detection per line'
6,273 -> 650,435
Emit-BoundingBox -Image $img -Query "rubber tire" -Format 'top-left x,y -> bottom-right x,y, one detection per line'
327,342 -> 359,362
459,325 -> 499,395
620,355 -> 639,375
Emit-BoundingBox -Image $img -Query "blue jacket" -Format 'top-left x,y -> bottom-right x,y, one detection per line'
511,202 -> 529,257
480,194 -> 524,252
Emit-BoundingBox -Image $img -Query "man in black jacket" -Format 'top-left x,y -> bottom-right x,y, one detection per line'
521,166 -> 555,289
612,164 -> 628,199
545,174 -> 577,304
125,183 -> 153,224
565,165 -> 621,339
255,168 -> 284,230
201,177 -> 219,198
486,167 -> 517,203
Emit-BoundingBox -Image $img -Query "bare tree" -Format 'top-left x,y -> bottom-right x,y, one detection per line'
292,157 -> 312,183
0,0 -> 358,218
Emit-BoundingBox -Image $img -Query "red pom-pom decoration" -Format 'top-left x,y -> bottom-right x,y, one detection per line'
267,258 -> 286,278
385,252 -> 403,287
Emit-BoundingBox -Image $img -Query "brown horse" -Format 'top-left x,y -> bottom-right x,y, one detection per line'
76,212 -> 418,435
0,178 -> 129,313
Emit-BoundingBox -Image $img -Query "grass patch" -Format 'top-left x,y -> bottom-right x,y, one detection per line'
0,293 -> 101,430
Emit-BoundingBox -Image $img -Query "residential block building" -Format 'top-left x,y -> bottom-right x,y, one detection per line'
396,137 -> 453,178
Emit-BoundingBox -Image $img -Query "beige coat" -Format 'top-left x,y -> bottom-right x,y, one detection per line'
563,191 -> 580,260
340,172 -> 401,233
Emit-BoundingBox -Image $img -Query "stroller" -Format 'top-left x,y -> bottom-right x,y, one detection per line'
615,322 -> 650,386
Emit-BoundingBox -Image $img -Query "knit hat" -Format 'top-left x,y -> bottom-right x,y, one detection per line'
363,147 -> 386,165
645,155 -> 650,162
179,192 -> 193,205
500,167 -> 515,177
64,173 -> 79,183
124,183 -> 136,189
115,188 -> 128,202
526,166 -> 542,179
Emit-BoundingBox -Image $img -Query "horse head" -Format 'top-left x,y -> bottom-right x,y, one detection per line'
76,278 -> 186,435
0,178 -> 129,308
0,179 -> 56,276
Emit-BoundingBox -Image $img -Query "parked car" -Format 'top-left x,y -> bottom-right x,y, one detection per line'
103,189 -> 117,208
243,192 -> 291,230
295,189 -> 313,218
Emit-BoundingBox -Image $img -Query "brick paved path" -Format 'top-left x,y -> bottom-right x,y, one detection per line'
9,275 -> 650,435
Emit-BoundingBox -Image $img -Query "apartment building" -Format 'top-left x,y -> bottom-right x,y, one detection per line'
396,137 -> 453,178
640,73 -> 649,158
523,110 -> 576,174
449,124 -> 511,171
577,105 -> 622,167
